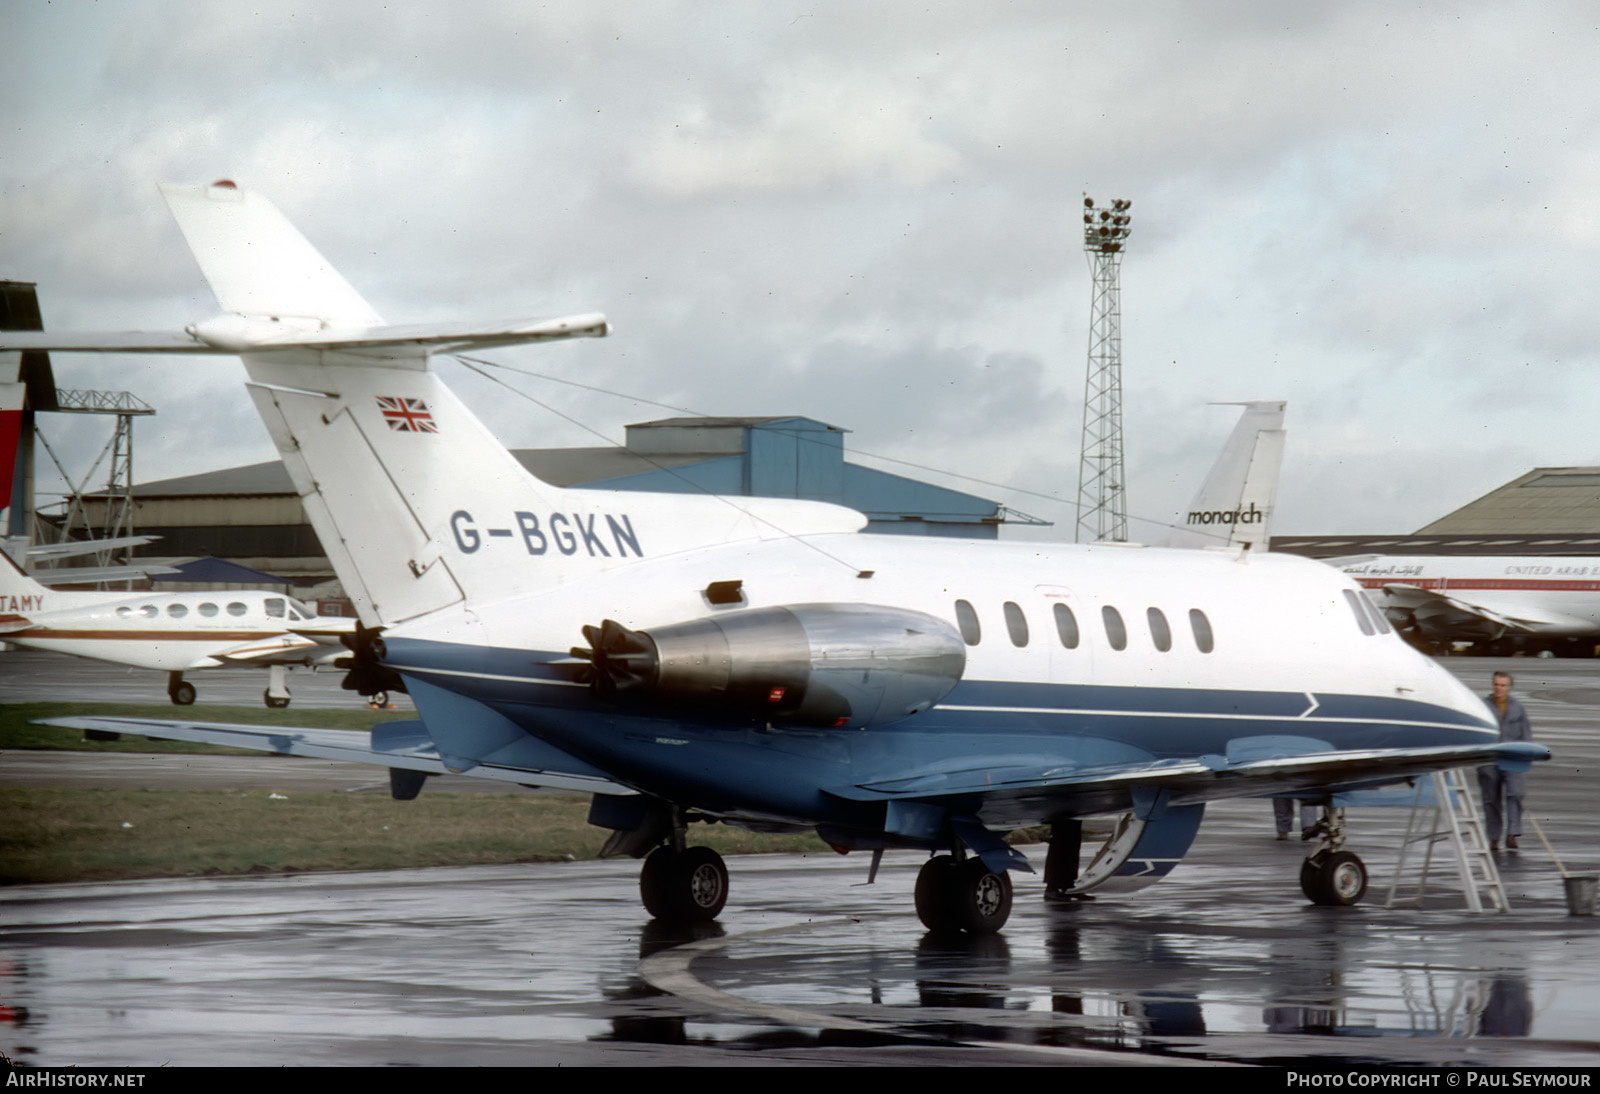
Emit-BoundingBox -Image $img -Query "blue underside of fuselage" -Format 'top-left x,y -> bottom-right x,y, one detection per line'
381,636 -> 1496,830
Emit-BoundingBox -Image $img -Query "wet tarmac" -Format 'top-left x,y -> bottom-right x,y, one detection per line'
2,657 -> 1599,1066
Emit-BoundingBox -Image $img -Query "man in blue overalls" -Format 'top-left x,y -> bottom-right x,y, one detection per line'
1480,671 -> 1533,851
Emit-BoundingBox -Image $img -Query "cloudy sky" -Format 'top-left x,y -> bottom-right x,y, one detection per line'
4,0 -> 1599,540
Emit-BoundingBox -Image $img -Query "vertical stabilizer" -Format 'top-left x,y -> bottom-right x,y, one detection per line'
1159,401 -> 1285,550
157,183 -> 865,630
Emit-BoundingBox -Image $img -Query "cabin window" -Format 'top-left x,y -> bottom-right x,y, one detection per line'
138,605 -> 158,618
227,602 -> 248,617
1189,609 -> 1215,653
1052,603 -> 1080,649
265,598 -> 286,619
954,599 -> 981,645
1361,591 -> 1393,634
198,603 -> 219,618
1343,590 -> 1375,636
116,606 -> 133,618
1003,601 -> 1029,647
166,603 -> 188,619
1147,607 -> 1172,652
1101,605 -> 1127,651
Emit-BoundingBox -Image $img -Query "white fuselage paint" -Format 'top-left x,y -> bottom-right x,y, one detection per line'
396,534 -> 1487,733
1,588 -> 348,672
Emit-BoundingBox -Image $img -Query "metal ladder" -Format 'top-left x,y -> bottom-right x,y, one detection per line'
1385,767 -> 1509,913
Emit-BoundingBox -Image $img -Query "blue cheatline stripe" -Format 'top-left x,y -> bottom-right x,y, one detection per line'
377,636 -> 1493,734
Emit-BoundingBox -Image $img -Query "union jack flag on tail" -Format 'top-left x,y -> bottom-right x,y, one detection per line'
377,396 -> 438,434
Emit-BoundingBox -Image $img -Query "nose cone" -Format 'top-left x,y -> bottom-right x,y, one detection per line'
1415,647 -> 1498,737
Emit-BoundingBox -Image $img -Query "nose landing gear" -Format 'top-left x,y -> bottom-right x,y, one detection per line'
1299,806 -> 1369,906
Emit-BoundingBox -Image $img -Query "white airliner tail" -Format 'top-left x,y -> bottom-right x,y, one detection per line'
1158,400 -> 1285,551
149,182 -> 865,629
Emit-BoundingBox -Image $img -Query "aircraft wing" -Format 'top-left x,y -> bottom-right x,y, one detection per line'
206,635 -> 344,666
24,564 -> 183,584
1379,583 -> 1550,632
33,715 -> 636,796
823,740 -> 1549,828
24,536 -> 159,560
284,619 -> 361,641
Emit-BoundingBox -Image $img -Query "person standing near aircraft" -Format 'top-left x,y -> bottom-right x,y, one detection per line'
1480,671 -> 1533,851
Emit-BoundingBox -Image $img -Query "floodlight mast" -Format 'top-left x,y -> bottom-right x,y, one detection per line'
1075,195 -> 1133,544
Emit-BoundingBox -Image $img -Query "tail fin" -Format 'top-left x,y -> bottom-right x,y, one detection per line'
0,546 -> 51,624
157,182 -> 864,629
1158,401 -> 1285,551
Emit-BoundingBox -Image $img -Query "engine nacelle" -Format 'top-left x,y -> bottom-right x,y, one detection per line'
576,603 -> 966,728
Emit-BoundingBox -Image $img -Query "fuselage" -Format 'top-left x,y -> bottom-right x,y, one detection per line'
1341,554 -> 1600,637
380,535 -> 1497,832
2,588 -> 345,671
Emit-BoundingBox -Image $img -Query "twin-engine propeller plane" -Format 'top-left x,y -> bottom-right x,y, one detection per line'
0,549 -> 354,707
6,182 -> 1547,933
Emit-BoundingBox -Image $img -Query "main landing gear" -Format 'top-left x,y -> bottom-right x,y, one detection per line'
1299,805 -> 1369,907
167,672 -> 196,706
263,664 -> 292,709
639,844 -> 729,923
165,668 -> 294,708
914,852 -> 1014,934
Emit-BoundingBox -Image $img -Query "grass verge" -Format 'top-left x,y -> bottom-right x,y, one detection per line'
0,787 -> 833,885
2,703 -> 833,884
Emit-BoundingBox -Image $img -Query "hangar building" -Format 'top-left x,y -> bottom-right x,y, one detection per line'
1272,466 -> 1600,558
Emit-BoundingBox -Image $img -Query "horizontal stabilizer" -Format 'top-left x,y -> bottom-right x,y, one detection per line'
35,715 -> 636,796
0,330 -> 220,354
0,313 -> 608,357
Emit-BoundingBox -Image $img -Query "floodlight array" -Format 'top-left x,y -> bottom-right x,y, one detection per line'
1082,196 -> 1133,253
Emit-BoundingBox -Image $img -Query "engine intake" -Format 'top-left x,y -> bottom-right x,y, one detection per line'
574,603 -> 965,728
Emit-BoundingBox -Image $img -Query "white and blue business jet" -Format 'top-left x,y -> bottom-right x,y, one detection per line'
6,182 -> 1546,933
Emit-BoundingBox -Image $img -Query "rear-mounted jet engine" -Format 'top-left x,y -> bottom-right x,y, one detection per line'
574,603 -> 966,728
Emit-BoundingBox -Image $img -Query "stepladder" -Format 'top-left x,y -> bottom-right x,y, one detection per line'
1386,767 -> 1509,913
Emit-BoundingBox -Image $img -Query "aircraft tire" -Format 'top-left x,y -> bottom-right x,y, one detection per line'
953,858 -> 1013,934
170,682 -> 196,706
914,855 -> 959,933
640,845 -> 729,922
639,845 -> 677,919
676,846 -> 729,922
1301,850 -> 1367,906
263,690 -> 291,709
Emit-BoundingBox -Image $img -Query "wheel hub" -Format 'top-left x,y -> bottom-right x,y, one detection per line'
688,863 -> 722,908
